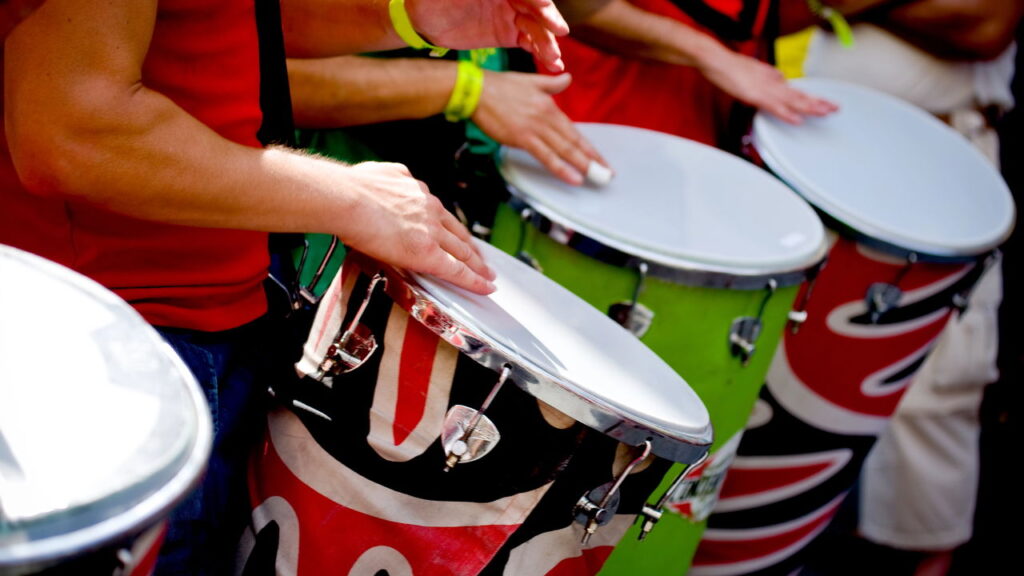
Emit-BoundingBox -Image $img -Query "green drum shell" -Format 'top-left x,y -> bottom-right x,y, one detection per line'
492,202 -> 798,446
491,202 -> 803,574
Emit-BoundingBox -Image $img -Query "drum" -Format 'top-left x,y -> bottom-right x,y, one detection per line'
690,77 -> 1016,576
491,123 -> 829,575
237,240 -> 712,575
0,245 -> 212,576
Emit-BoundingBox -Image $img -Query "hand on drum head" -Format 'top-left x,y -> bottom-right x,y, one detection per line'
340,161 -> 497,295
474,71 -> 612,186
405,0 -> 569,72
699,49 -> 839,124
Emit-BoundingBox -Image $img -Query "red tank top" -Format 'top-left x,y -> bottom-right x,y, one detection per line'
553,0 -> 771,147
0,0 -> 268,332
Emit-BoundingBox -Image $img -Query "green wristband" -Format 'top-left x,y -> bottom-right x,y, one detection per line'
389,0 -> 449,57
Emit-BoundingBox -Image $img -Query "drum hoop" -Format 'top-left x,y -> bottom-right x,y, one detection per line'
751,141 -> 1006,264
344,250 -> 713,464
506,194 -> 826,289
0,247 -> 214,572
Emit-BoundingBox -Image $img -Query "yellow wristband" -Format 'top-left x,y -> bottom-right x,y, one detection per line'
389,0 -> 449,57
444,59 -> 485,122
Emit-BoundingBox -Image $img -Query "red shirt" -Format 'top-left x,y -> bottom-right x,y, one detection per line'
0,0 -> 268,332
553,0 -> 771,148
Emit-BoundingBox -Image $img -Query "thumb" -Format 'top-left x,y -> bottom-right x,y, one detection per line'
537,72 -> 573,95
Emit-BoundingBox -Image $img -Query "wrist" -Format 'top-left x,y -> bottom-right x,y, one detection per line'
444,59 -> 484,122
388,0 -> 448,56
807,0 -> 855,46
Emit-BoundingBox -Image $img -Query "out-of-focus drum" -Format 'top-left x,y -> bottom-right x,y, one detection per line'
237,240 -> 712,576
0,245 -> 212,576
691,77 -> 1016,576
492,123 -> 829,575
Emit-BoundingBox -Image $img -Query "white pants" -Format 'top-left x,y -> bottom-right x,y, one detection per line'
859,259 -> 1002,550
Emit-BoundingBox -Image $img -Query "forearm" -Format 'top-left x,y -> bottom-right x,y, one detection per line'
871,0 -> 1023,60
571,0 -> 723,68
280,0 -> 405,58
776,0 -> 891,37
6,82 -> 364,237
289,56 -> 457,128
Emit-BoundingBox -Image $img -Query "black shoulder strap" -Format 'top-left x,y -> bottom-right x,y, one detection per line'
255,0 -> 296,148
664,0 -> 764,43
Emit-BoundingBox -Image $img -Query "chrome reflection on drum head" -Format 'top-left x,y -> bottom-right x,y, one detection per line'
0,245 -> 212,574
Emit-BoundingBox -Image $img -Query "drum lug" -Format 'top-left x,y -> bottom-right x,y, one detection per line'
864,282 -> 903,324
608,262 -> 653,338
608,302 -> 655,338
729,279 -> 777,365
637,451 -> 708,541
316,273 -> 386,379
574,440 -> 651,544
111,548 -> 134,576
443,365 -> 512,472
516,250 -> 543,272
729,317 -> 762,365
864,252 -> 917,324
787,309 -> 809,326
441,405 -> 501,465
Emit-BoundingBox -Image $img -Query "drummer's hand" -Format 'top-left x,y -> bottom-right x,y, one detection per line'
472,71 -> 611,186
342,161 -> 497,294
407,0 -> 569,72
699,48 -> 838,124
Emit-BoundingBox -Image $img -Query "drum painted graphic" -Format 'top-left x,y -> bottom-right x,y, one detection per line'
492,123 -> 829,575
0,245 -> 212,576
690,77 -> 1016,576
238,241 -> 712,576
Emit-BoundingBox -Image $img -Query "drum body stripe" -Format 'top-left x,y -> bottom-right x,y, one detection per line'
690,236 -> 976,575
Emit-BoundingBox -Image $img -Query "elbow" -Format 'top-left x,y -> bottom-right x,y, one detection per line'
5,118 -> 80,199
945,21 -> 1017,61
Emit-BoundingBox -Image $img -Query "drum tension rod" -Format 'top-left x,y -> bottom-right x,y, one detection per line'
514,207 -> 543,271
444,364 -> 513,472
952,249 -> 997,317
576,440 -> 653,545
788,262 -> 824,333
729,279 -> 777,365
865,252 -> 917,324
637,451 -> 709,541
293,235 -> 341,309
317,272 -> 387,379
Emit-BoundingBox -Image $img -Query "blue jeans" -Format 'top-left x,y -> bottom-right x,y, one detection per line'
152,315 -> 293,576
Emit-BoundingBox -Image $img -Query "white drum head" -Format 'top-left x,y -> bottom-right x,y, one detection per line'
499,123 -> 827,278
753,77 -> 1016,258
407,241 -> 713,461
0,246 -> 212,571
